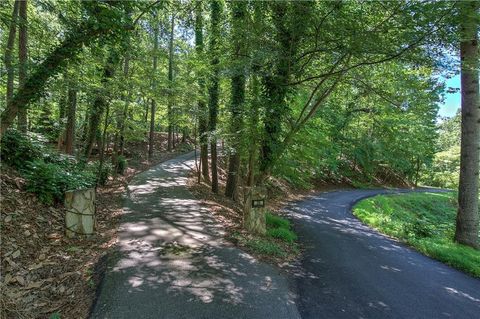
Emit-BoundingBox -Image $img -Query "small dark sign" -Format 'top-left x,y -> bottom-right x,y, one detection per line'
252,199 -> 265,208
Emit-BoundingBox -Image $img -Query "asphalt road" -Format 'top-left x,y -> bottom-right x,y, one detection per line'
285,189 -> 480,319
90,151 -> 299,319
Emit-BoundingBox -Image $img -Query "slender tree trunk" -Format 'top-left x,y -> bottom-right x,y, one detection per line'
148,99 -> 156,160
246,75 -> 261,187
194,122 -> 201,183
455,1 -> 479,249
114,55 -> 130,169
182,127 -> 187,143
4,1 -> 19,108
225,1 -> 247,200
148,23 -> 159,160
167,14 -> 175,151
144,97 -> 149,126
57,84 -> 67,150
84,54 -> 117,159
174,126 -> 178,147
17,0 -> 28,132
208,0 -> 221,193
97,102 -> 111,185
65,85 -> 77,155
195,1 -> 210,181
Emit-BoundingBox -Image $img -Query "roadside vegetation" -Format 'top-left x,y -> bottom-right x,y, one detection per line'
1,0 -> 479,317
353,192 -> 480,277
0,128 -> 192,318
232,212 -> 299,261
420,113 -> 461,189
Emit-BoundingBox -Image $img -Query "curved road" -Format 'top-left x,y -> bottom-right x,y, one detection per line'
285,189 -> 480,319
90,151 -> 299,319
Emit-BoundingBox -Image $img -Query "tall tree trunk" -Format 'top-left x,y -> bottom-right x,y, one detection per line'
208,0 -> 221,193
167,14 -> 175,151
148,22 -> 159,160
17,0 -> 28,133
84,53 -> 117,159
64,85 -> 77,155
195,1 -> 210,181
4,1 -> 19,109
246,74 -> 261,188
97,101 -> 111,185
455,1 -> 479,249
259,2 -> 312,178
148,98 -> 156,160
225,1 -> 247,200
173,126 -> 178,148
144,97 -> 149,125
181,127 -> 187,143
57,83 -> 67,150
114,54 -> 131,169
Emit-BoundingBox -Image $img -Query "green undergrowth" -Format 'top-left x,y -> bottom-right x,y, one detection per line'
231,212 -> 299,260
0,129 -> 110,204
353,192 -> 480,277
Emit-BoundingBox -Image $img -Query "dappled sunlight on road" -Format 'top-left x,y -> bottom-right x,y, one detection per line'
445,287 -> 480,304
283,189 -> 480,319
91,153 -> 299,318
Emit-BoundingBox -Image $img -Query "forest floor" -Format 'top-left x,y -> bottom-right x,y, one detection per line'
0,133 -> 192,319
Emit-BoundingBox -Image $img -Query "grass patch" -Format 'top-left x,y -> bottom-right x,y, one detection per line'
231,212 -> 299,261
267,227 -> 297,243
266,213 -> 291,229
266,212 -> 297,243
353,192 -> 480,277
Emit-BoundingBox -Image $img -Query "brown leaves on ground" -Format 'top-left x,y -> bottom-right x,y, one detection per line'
1,166 -> 121,319
1,134 -> 193,319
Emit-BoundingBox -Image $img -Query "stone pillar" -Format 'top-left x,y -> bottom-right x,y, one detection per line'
243,186 -> 266,235
65,188 -> 95,238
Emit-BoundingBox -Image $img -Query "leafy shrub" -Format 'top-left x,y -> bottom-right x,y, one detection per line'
116,155 -> 127,175
23,160 -> 66,204
43,151 -> 76,168
1,129 -> 44,169
176,143 -> 192,152
403,218 -> 434,238
25,161 -> 92,204
267,227 -> 297,243
23,159 -> 97,205
266,212 -> 291,230
1,129 -> 100,204
89,161 -> 112,186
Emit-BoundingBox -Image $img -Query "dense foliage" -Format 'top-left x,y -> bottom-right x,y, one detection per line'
0,0 -> 477,246
421,113 -> 461,188
0,0 -> 454,189
1,129 -> 98,204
